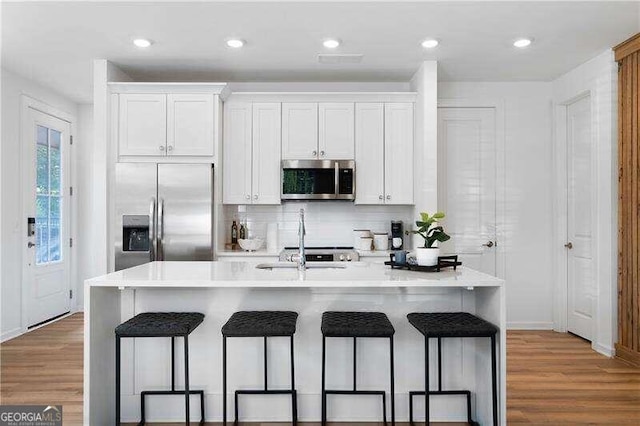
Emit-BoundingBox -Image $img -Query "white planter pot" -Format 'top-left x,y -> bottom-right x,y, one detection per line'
416,247 -> 440,266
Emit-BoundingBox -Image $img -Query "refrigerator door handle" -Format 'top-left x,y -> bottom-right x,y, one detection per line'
149,197 -> 156,261
158,198 -> 165,260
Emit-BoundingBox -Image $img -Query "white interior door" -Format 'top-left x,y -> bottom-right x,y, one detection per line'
23,107 -> 72,327
566,95 -> 594,341
438,107 -> 497,275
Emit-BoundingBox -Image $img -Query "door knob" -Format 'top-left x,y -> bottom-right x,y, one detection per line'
254,195 -> 258,200
27,242 -> 35,248
386,195 -> 391,200
159,145 -> 165,151
564,242 -> 573,249
245,194 -> 250,200
379,195 -> 384,200
320,150 -> 325,157
483,241 -> 494,248
167,145 -> 174,152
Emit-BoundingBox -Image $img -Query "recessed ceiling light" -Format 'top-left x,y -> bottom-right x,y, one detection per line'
421,39 -> 439,49
226,39 -> 245,48
323,39 -> 341,49
513,38 -> 533,48
133,38 -> 152,48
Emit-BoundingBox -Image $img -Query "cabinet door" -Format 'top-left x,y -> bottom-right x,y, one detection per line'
282,103 -> 318,159
319,103 -> 355,159
252,103 -> 282,205
384,103 -> 414,205
223,103 -> 252,204
119,94 -> 167,156
354,103 -> 385,205
167,94 -> 214,156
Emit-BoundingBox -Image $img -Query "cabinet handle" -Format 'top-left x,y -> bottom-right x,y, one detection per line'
312,150 -> 317,157
379,195 -> 384,200
254,195 -> 258,200
245,195 -> 250,200
320,151 -> 325,157
167,145 -> 174,152
159,145 -> 165,151
386,195 -> 391,200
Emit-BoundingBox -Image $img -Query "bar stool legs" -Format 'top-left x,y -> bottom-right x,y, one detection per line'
223,334 -> 297,425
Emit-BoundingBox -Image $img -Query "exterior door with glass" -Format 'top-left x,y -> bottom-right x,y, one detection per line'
23,106 -> 72,327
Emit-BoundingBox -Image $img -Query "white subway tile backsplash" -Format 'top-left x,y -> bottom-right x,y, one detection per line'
222,202 -> 413,249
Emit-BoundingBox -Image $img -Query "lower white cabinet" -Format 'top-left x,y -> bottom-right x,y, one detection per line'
223,102 -> 281,204
355,102 -> 414,205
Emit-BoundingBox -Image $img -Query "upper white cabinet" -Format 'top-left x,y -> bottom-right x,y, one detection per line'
319,103 -> 355,159
223,102 -> 281,205
384,103 -> 414,205
282,102 -> 355,159
355,103 -> 385,204
282,103 -> 318,160
355,102 -> 414,205
119,94 -> 167,156
167,94 -> 214,156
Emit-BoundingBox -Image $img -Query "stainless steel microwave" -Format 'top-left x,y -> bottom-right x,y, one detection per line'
281,160 -> 355,200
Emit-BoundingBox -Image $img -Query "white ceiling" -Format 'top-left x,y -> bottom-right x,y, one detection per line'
2,1 -> 638,104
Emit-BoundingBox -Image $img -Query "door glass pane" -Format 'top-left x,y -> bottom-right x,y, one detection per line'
34,125 -> 63,265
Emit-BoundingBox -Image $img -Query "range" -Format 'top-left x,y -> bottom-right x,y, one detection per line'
279,246 -> 360,262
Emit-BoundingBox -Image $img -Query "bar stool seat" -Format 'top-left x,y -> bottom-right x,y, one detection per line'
222,311 -> 298,337
321,311 -> 395,426
222,311 -> 298,425
407,312 -> 498,338
407,312 -> 499,426
115,312 -> 205,426
321,311 -> 395,337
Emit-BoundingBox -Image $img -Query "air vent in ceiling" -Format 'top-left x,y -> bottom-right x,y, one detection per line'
318,54 -> 364,64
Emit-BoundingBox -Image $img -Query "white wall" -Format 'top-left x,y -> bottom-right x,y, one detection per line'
552,49 -> 617,356
1,68 -> 79,340
438,82 -> 555,330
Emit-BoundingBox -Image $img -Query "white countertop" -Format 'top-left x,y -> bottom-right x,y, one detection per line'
86,261 -> 503,288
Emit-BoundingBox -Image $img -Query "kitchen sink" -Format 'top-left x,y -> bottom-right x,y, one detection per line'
255,262 -> 347,270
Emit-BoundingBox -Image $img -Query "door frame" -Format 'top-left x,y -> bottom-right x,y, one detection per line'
437,98 -> 507,280
553,91 -> 599,338
20,95 -> 77,332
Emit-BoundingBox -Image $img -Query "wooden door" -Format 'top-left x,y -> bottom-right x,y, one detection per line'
384,103 -> 414,205
167,94 -> 214,156
437,107 -> 497,275
615,33 -> 640,365
119,94 -> 167,156
252,103 -> 282,205
319,103 -> 355,159
282,103 -> 318,160
354,103 -> 385,205
223,103 -> 252,204
566,95 -> 595,341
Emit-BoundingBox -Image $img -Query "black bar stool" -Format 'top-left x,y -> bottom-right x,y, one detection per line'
222,311 -> 298,425
406,312 -> 499,426
115,312 -> 205,426
321,311 -> 395,426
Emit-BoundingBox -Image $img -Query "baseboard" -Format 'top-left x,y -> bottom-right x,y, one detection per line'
615,343 -> 640,366
1,327 -> 24,343
507,321 -> 554,330
592,342 -> 615,357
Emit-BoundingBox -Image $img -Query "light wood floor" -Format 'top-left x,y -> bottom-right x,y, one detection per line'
1,313 -> 639,425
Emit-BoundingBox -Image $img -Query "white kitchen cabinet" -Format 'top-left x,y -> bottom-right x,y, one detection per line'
223,103 -> 282,205
223,103 -> 253,204
119,94 -> 167,156
167,94 -> 214,156
251,103 -> 282,204
384,103 -> 414,205
282,103 -> 318,159
355,103 -> 385,204
319,103 -> 354,159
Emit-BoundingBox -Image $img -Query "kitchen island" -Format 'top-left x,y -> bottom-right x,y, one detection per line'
84,261 -> 505,425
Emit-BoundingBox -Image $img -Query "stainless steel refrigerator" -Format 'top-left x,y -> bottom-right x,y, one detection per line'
115,163 -> 214,271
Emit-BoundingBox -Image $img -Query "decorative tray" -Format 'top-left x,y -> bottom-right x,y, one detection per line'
384,254 -> 461,272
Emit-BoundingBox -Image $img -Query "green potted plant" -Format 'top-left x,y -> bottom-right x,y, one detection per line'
412,211 -> 451,266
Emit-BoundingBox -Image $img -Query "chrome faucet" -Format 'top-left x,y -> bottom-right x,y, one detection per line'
298,208 -> 306,271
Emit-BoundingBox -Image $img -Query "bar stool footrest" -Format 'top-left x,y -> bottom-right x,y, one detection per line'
139,389 -> 205,426
409,389 -> 474,426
